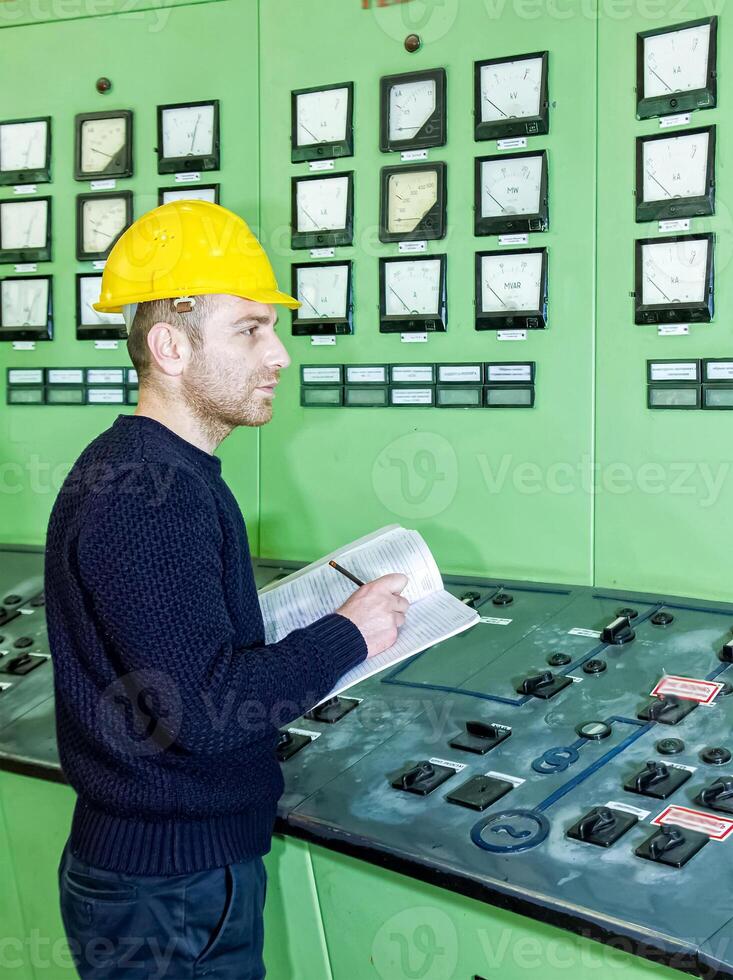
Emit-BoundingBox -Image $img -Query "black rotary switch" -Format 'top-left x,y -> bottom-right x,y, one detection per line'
548,652 -> 571,667
578,807 -> 616,839
616,607 -> 639,620
657,738 -> 685,755
276,730 -> 311,762
583,659 -> 607,674
459,591 -> 481,608
650,826 -> 685,859
625,759 -> 691,799
577,721 -> 612,741
567,805 -> 638,847
702,747 -> 732,766
305,696 -> 358,724
13,636 -> 33,649
651,611 -> 674,626
392,760 -> 456,796
450,720 -> 511,755
698,778 -> 733,813
600,616 -> 635,645
516,671 -> 573,700
278,731 -> 292,748
636,825 -> 708,867
720,683 -> 733,697
7,654 -> 31,674
719,641 -> 733,663
492,592 -> 513,607
638,694 -> 697,726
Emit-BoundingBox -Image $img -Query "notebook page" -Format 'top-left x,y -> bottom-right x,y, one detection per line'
319,588 -> 480,702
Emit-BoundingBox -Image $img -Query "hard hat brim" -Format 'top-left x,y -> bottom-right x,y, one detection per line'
93,286 -> 301,315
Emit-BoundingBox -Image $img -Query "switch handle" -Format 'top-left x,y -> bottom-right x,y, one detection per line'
465,720 -> 499,740
635,761 -> 669,792
400,762 -> 435,789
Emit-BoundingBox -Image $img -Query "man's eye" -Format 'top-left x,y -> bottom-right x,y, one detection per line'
241,326 -> 257,336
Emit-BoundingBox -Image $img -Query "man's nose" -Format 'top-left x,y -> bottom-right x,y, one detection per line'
266,333 -> 291,371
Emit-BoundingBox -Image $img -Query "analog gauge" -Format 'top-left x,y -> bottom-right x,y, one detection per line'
380,68 -> 446,153
292,82 -> 354,162
637,18 -> 717,118
291,172 -> 353,248
76,274 -> 125,339
476,248 -> 547,329
635,233 -> 713,323
291,261 -> 352,335
76,192 -> 132,261
158,184 -> 219,206
475,151 -> 548,235
0,197 -> 51,263
379,255 -> 447,333
636,126 -> 714,221
380,162 -> 446,242
0,117 -> 51,185
0,275 -> 52,340
75,111 -> 133,180
475,52 -> 549,140
157,101 -> 219,173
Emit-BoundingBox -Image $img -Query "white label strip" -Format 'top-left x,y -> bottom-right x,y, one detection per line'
308,159 -> 335,172
497,137 -> 527,151
311,336 -> 336,346
498,234 -> 529,246
13,184 -> 37,195
302,367 -> 341,382
479,616 -> 512,626
8,369 -> 43,384
401,149 -> 428,162
649,363 -> 698,382
659,219 -> 690,233
90,178 -> 116,191
92,260 -> 107,271
706,362 -> 733,381
310,247 -> 335,258
401,332 -> 428,343
88,388 -> 124,404
47,369 -> 84,384
429,757 -> 466,772
485,771 -> 525,787
653,805 -> 733,841
659,113 -> 691,129
488,364 -> 532,382
94,340 -> 120,350
174,171 -> 201,183
0,682 -> 11,691
497,330 -> 527,341
651,675 -> 724,705
392,366 -> 433,382
391,388 -> 433,405
14,263 -> 37,273
658,324 -> 689,336
347,367 -> 386,383
87,369 -> 125,383
439,365 -> 482,383
11,342 -> 35,351
667,762 -> 697,773
606,801 -> 651,820
568,628 -> 601,638
399,240 -> 427,254
287,727 -> 321,740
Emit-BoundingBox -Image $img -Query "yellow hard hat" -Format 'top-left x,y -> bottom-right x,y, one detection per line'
94,199 -> 299,313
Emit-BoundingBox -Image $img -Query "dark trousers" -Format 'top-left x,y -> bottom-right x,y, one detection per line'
58,839 -> 267,979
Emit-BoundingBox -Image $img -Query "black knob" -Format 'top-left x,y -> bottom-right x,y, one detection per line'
616,607 -> 639,620
635,761 -> 669,793
651,611 -> 674,626
583,659 -> 607,674
30,593 -> 45,608
492,592 -> 513,607
13,637 -> 33,649
657,738 -> 685,756
459,591 -> 481,608
702,747 -> 732,766
3,594 -> 22,606
600,616 -> 635,645
720,641 -> 733,663
278,731 -> 293,748
548,652 -> 571,667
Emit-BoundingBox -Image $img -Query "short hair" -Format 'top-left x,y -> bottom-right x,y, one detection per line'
126,296 -> 217,384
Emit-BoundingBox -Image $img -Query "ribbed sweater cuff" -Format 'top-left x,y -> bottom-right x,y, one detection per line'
305,612 -> 367,683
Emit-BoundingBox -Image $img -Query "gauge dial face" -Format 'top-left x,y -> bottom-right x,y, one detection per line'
78,275 -> 124,325
387,169 -> 438,234
81,197 -> 128,255
0,199 -> 48,250
480,56 -> 543,123
643,23 -> 711,98
80,116 -> 128,175
1,278 -> 48,328
389,78 -> 436,142
295,264 -> 349,319
295,175 -> 349,232
384,258 -> 441,316
161,104 -> 216,159
641,238 -> 709,305
642,130 -> 709,203
480,155 -> 543,217
295,87 -> 349,146
480,251 -> 543,312
0,120 -> 48,173
160,186 -> 218,205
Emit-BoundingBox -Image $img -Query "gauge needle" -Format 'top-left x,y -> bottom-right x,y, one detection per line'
486,284 -> 507,307
484,188 -> 506,212
299,123 -> 319,142
23,215 -> 38,246
646,276 -> 672,302
189,114 -> 201,153
646,171 -> 672,198
388,285 -> 411,312
91,146 -> 113,158
299,205 -> 319,228
302,295 -> 322,317
648,65 -> 672,92
483,95 -> 507,117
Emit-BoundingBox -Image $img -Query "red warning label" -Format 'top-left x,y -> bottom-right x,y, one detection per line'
650,675 -> 724,704
652,805 -> 733,841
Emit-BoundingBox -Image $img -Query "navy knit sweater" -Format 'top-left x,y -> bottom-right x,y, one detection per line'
45,414 -> 367,876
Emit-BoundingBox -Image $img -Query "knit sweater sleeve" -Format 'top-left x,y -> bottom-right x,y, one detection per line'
75,463 -> 367,755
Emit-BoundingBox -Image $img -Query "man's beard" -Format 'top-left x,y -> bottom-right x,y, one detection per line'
182,354 -> 277,443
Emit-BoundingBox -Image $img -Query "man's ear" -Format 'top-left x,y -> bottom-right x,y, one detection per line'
146,322 -> 188,378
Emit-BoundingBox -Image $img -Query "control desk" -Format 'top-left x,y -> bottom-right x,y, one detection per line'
3,546 -> 733,977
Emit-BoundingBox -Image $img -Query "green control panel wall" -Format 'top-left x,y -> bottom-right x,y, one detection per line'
0,0 -> 731,603
0,0 -> 260,547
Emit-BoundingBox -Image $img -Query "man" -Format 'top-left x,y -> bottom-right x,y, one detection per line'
45,200 -> 408,979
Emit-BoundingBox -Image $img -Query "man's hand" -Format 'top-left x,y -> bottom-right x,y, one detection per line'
336,573 -> 409,658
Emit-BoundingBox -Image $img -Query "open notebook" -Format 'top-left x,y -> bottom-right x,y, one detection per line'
258,525 -> 479,703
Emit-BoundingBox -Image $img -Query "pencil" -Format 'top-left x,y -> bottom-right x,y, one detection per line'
328,560 -> 365,588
